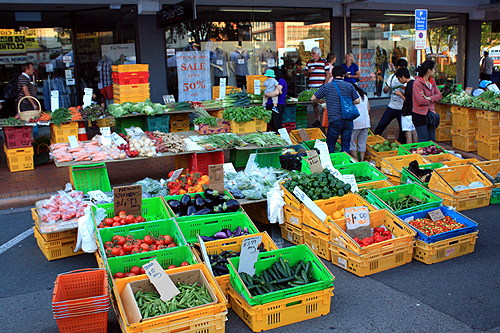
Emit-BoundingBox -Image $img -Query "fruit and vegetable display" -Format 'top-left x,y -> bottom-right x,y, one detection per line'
378,195 -> 427,212
238,258 -> 316,296
199,226 -> 253,242
192,106 -> 219,127
408,216 -> 466,236
134,171 -> 209,198
225,167 -> 292,200
134,282 -> 213,319
149,131 -> 187,153
103,233 -> 177,258
222,105 -> 271,123
447,90 -> 500,111
283,169 -> 351,201
119,132 -> 157,158
166,189 -> 241,217
1,117 -> 25,125
97,211 -> 146,228
107,99 -> 167,117
204,244 -> 267,277
51,136 -> 127,163
222,92 -> 250,107
242,132 -> 287,147
406,144 -> 445,156
354,175 -> 371,183
370,140 -> 399,152
439,80 -> 461,103
352,227 -> 393,247
81,105 -> 107,121
406,160 -> 434,184
199,99 -> 223,109
36,190 -> 88,232
453,181 -> 485,191
298,88 -> 318,101
113,261 -> 190,279
198,133 -> 243,149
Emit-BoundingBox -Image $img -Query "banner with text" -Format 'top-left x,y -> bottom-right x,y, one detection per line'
353,48 -> 376,93
176,51 -> 211,102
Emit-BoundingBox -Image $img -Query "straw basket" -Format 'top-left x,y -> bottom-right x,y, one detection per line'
17,96 -> 41,122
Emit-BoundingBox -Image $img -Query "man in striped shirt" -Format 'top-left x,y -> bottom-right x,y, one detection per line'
305,47 -> 330,127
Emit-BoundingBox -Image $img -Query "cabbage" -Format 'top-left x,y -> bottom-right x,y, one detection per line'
107,104 -> 125,117
131,103 -> 143,113
152,103 -> 164,114
468,181 -> 485,188
142,105 -> 155,115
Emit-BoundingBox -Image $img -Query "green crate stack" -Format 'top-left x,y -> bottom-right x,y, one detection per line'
283,105 -> 297,123
115,115 -> 147,134
296,105 -> 308,129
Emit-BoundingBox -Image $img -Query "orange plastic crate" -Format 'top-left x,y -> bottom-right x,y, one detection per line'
50,122 -> 79,144
476,134 -> 500,160
34,227 -> 83,261
3,143 -> 34,172
56,311 -> 108,333
441,158 -> 480,167
52,268 -> 108,306
230,118 -> 266,134
112,71 -> 149,85
413,231 -> 478,264
434,102 -> 452,123
380,154 -> 430,177
32,208 -> 78,241
452,128 -> 477,152
112,64 -> 149,72
289,128 -> 326,144
476,109 -> 500,136
451,105 -> 477,130
280,222 -> 304,245
435,126 -> 452,142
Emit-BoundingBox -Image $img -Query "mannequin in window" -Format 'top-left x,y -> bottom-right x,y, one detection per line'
97,55 -> 113,106
230,46 -> 249,89
375,46 -> 388,97
211,47 -> 229,86
260,46 -> 277,73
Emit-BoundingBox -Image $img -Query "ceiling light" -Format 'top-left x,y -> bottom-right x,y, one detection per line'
219,7 -> 272,13
110,4 -> 121,10
384,13 -> 414,17
428,17 -> 448,21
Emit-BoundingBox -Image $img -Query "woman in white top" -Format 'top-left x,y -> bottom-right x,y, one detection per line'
350,83 -> 370,161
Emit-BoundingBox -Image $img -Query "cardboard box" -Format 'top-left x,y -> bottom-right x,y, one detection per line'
120,268 -> 218,325
194,120 -> 231,135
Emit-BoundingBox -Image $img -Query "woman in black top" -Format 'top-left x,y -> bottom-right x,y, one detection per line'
395,67 -> 417,143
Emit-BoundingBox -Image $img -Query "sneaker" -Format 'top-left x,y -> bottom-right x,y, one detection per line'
312,120 -> 321,127
272,107 -> 279,113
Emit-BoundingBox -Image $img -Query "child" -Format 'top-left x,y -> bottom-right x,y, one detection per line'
262,69 -> 280,112
396,67 -> 418,143
350,83 -> 370,162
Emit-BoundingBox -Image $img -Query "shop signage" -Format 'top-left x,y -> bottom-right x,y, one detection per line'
353,49 -> 376,93
0,55 -> 28,64
157,0 -> 196,28
176,50 -> 211,102
415,9 -> 427,50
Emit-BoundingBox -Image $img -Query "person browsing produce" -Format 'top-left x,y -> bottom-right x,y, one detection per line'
263,67 -> 287,132
350,83 -> 370,162
262,69 -> 280,113
396,67 -> 418,144
305,47 -> 330,127
311,66 -> 360,153
16,62 -> 38,112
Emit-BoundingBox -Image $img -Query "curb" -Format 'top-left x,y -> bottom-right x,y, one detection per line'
0,192 -> 55,210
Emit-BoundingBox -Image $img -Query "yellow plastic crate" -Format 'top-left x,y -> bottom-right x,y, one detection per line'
475,160 -> 500,190
170,121 -> 190,132
34,226 -> 83,261
452,128 -> 477,152
425,153 -> 461,164
302,224 -> 332,261
477,110 -> 500,136
434,102 -> 452,123
94,249 -> 105,269
380,154 -> 431,177
280,222 -> 304,245
32,208 -> 78,241
208,110 -> 224,119
228,285 -> 334,332
476,134 -> 500,160
440,158 -> 479,167
246,75 -> 267,94
112,64 -> 149,72
230,118 -> 266,134
114,95 -> 150,104
3,144 -> 34,172
289,128 -> 326,145
428,164 -> 493,211
113,83 -> 150,93
358,179 -> 393,190
280,183 -> 302,209
413,232 -> 478,264
451,105 -> 477,130
435,126 -> 452,142
366,140 -> 400,168
283,204 -> 303,228
96,118 -> 115,128
50,122 -> 79,144
212,86 -> 241,99
329,240 -> 414,277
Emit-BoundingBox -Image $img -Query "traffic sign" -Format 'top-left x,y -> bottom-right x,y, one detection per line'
415,9 -> 427,31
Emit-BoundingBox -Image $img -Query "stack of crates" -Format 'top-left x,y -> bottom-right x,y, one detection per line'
295,105 -> 308,129
476,110 -> 500,159
246,75 -> 267,94
4,126 -> 32,149
50,122 -> 79,144
434,103 -> 452,141
169,113 -> 190,132
3,144 -> 34,172
112,64 -> 150,104
282,104 -> 297,132
451,105 -> 477,152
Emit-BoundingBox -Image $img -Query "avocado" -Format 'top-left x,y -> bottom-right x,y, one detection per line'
383,140 -> 390,146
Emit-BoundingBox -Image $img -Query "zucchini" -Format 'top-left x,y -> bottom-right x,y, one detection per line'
301,270 -> 309,284
262,270 -> 271,283
305,261 -> 311,276
274,276 -> 295,284
268,267 -> 279,281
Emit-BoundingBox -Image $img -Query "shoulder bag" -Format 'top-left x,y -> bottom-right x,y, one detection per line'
331,80 -> 360,121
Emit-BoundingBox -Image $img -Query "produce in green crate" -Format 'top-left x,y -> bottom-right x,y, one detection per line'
223,105 -> 271,123
166,189 -> 241,217
103,233 -> 176,258
355,175 -> 371,183
283,168 -> 351,201
242,132 -> 287,147
201,244 -> 267,277
198,133 -> 243,149
371,141 -> 399,152
238,259 -> 316,296
113,261 -> 190,279
382,195 -> 426,212
407,144 -> 444,156
198,225 -> 252,242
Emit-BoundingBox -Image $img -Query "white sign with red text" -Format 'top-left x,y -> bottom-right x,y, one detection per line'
176,51 -> 211,102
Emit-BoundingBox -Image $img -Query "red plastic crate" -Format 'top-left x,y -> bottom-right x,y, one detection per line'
282,122 -> 296,133
189,151 -> 224,174
112,71 -> 149,85
4,126 -> 32,149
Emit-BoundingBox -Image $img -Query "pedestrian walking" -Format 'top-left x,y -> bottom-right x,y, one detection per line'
305,47 -> 330,127
480,51 -> 494,81
16,62 -> 38,112
350,83 -> 370,162
396,67 -> 418,144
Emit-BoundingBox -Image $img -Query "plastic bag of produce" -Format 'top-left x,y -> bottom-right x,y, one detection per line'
75,205 -> 101,253
267,183 -> 284,224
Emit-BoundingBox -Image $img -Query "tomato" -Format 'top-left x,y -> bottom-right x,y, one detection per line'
125,235 -> 134,242
114,272 -> 125,279
163,235 -> 173,245
119,211 -> 127,219
140,267 -> 146,274
139,216 -> 146,222
149,244 -> 157,251
128,272 -> 136,277
143,235 -> 153,245
104,241 -> 113,249
111,247 -> 121,256
140,250 -> 148,253
130,266 -> 141,275
116,236 -> 126,246
98,222 -> 106,228
112,235 -> 121,242
132,239 -> 142,246
113,216 -> 121,223
123,242 -> 134,253
167,265 -> 177,269
104,218 -> 114,226
112,222 -> 121,227
124,272 -> 131,277
105,248 -> 113,256
155,239 -> 164,246
180,261 -> 190,267
167,242 -> 176,248
157,244 -> 166,250
118,249 -> 126,256
140,243 -> 150,251
131,248 -> 140,254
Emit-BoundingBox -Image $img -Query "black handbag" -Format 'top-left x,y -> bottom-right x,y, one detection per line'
426,111 -> 440,128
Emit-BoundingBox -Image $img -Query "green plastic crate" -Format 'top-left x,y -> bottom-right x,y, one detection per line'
301,139 -> 341,152
366,183 -> 443,216
229,145 -> 297,168
163,190 -> 243,223
334,161 -> 387,184
94,197 -> 170,222
70,163 -> 111,194
228,244 -> 335,306
176,211 -> 259,244
397,141 -> 448,156
400,163 -> 444,187
254,144 -> 303,168
146,114 -> 170,133
115,115 -> 147,134
491,188 -> 500,205
300,152 -> 356,174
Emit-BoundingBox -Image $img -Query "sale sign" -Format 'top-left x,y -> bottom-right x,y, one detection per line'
176,51 -> 211,102
353,49 -> 376,93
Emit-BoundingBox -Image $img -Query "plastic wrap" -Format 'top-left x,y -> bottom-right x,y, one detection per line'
36,190 -> 89,233
75,205 -> 102,253
267,183 -> 285,224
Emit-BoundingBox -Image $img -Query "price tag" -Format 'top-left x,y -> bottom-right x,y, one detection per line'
100,127 -> 111,145
219,78 -> 227,99
143,259 -> 180,302
68,135 -> 79,149
223,163 -> 237,174
66,78 -> 75,86
254,79 -> 261,95
297,128 -> 310,141
238,235 -> 263,276
167,49 -> 176,56
216,59 -> 223,65
427,209 -> 445,222
306,155 -> 323,174
65,69 -> 73,79
125,127 -> 145,138
278,128 -> 292,145
163,95 -> 176,104
168,168 -> 183,182
197,235 -> 214,276
83,88 -> 93,108
209,164 -> 225,193
267,58 -> 275,67
237,58 -> 245,64
306,150 -> 318,157
327,165 -> 344,181
465,87 -> 473,95
51,90 -> 59,111
114,185 -> 142,216
245,153 -> 257,173
111,132 -> 127,146
342,174 -> 358,193
337,257 -> 347,269
63,55 -> 72,63
344,206 -> 371,240
293,186 -> 327,223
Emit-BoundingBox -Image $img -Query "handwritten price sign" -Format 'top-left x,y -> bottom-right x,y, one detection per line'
114,185 -> 142,216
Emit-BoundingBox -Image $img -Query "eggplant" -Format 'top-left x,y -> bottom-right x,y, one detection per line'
193,208 -> 211,216
213,266 -> 229,274
180,194 -> 191,212
204,198 -> 215,209
204,188 -> 219,199
186,205 -> 198,216
167,199 -> 181,212
200,235 -> 216,242
214,231 -> 228,239
194,196 -> 206,210
243,227 -> 249,234
221,228 -> 232,237
223,199 -> 240,212
233,226 -> 242,237
214,194 -> 226,205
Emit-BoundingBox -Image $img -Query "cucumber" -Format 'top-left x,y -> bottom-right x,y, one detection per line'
262,270 -> 271,283
274,276 -> 295,284
293,263 -> 302,277
268,267 -> 279,281
253,277 -> 265,285
305,261 -> 311,276
301,270 -> 309,284
284,262 -> 292,277
274,262 -> 287,278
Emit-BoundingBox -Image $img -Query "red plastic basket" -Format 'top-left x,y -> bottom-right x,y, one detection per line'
52,269 -> 108,306
4,126 -> 32,149
56,311 -> 108,333
189,151 -> 224,174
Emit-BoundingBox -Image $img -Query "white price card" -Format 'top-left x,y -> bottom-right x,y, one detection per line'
197,235 -> 214,276
237,58 -> 245,64
68,135 -> 79,149
293,186 -> 327,223
427,209 -> 445,222
100,126 -> 111,145
66,78 -> 75,86
238,235 -> 263,276
342,174 -> 358,193
51,90 -> 59,111
345,206 -> 371,230
216,60 -> 223,65
168,168 -> 183,182
223,163 -> 237,174
244,153 -> 257,173
163,95 -> 176,104
219,78 -> 227,99
327,165 -> 344,181
143,259 -> 180,302
83,88 -> 93,108
111,132 -> 127,146
65,69 -> 73,79
278,128 -> 293,145
254,79 -> 261,95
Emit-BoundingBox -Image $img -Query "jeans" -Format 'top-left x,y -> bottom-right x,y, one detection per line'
415,125 -> 436,142
374,106 -> 406,143
327,119 -> 353,153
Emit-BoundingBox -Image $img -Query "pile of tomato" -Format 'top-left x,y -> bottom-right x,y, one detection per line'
353,227 -> 393,247
113,261 -> 190,279
98,210 -> 146,228
104,234 -> 176,257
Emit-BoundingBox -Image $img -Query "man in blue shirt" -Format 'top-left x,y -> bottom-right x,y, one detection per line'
312,66 -> 360,153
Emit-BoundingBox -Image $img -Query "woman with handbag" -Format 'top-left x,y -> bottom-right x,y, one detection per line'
412,60 -> 442,142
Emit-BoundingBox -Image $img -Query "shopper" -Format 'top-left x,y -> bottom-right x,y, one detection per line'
480,51 -> 494,81
412,60 -> 442,142
263,67 -> 287,132
322,52 -> 337,127
342,53 -> 360,84
311,66 -> 360,153
396,68 -> 418,144
16,62 -> 38,112
350,83 -> 370,162
374,58 -> 409,143
304,47 -> 330,127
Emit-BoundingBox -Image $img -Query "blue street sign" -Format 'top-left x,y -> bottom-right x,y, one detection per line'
415,9 -> 427,31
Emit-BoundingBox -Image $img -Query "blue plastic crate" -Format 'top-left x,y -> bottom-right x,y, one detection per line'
146,114 -> 170,133
398,206 -> 478,243
283,105 -> 297,123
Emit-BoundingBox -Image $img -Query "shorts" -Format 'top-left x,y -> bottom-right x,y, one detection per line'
402,115 -> 415,131
100,85 -> 113,99
350,128 -> 369,151
263,96 -> 279,106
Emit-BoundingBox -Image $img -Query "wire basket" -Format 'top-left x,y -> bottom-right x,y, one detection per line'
17,96 -> 41,121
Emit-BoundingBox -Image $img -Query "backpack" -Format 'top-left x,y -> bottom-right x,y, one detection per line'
3,75 -> 19,100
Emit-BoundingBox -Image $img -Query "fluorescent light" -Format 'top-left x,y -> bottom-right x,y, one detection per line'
428,17 -> 448,21
219,7 -> 272,13
384,13 -> 414,17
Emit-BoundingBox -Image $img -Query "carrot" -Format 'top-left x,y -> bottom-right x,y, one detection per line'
40,112 -> 52,121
